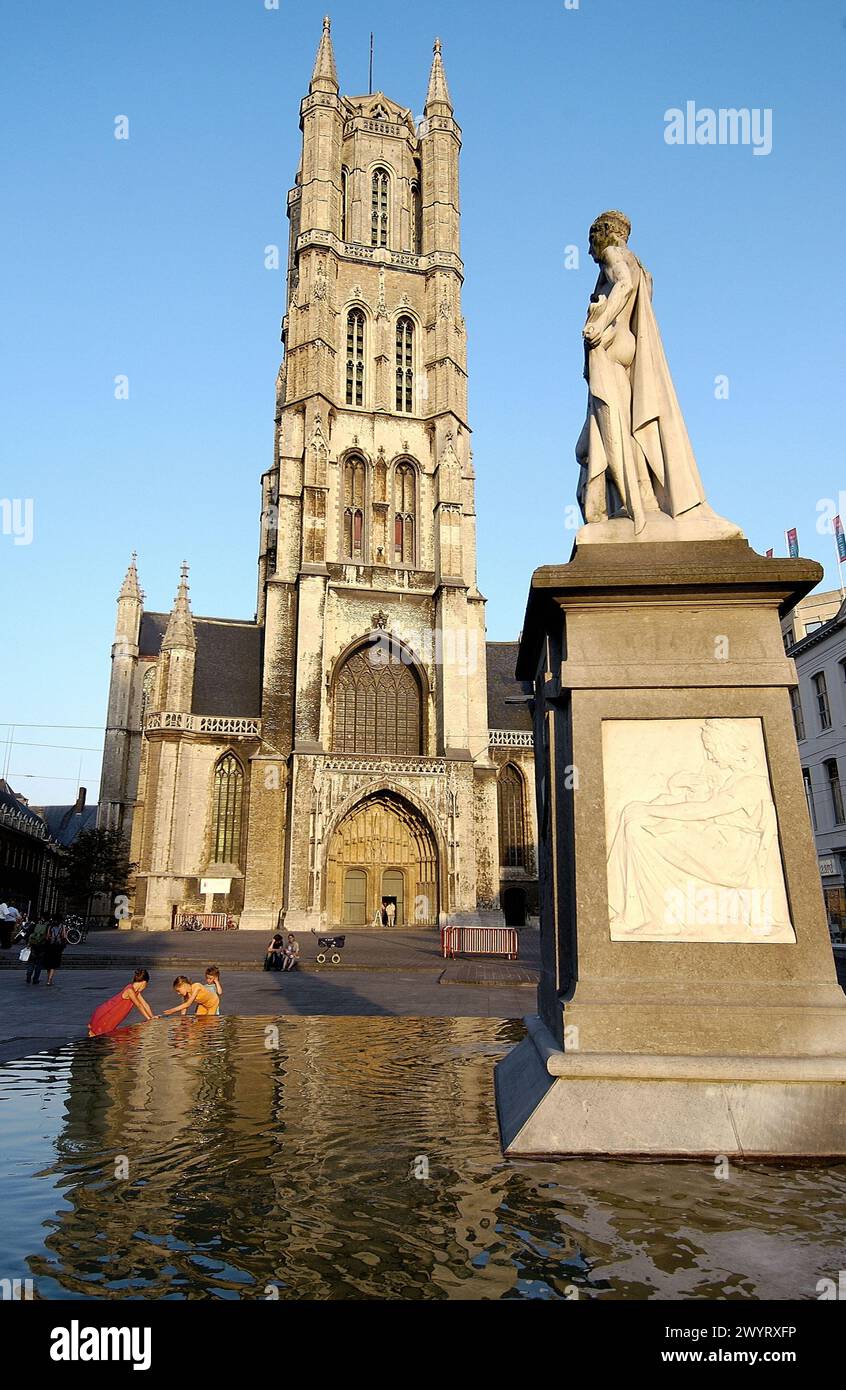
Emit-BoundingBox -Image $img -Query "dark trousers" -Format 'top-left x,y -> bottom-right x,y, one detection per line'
26,952 -> 43,984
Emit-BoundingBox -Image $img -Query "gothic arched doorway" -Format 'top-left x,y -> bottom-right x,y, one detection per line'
325,791 -> 438,928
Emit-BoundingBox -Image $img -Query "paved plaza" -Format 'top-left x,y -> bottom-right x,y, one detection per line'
0,928 -> 540,1064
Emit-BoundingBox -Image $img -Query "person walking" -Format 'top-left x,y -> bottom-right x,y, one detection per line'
42,918 -> 68,986
25,917 -> 49,985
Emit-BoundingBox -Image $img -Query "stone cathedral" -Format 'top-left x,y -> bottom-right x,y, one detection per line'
98,21 -> 537,932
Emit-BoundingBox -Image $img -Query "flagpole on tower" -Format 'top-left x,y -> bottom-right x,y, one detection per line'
369,32 -> 374,94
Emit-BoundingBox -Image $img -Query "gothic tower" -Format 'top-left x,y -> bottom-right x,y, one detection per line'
241,20 -> 500,931
99,554 -> 143,835
98,21 -> 538,934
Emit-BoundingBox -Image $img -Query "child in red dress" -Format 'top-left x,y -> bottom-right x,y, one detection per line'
88,970 -> 157,1037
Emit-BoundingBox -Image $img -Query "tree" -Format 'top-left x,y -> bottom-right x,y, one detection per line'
60,828 -> 135,919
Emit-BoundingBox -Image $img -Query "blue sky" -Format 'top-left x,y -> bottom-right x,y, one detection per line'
2,0 -> 845,804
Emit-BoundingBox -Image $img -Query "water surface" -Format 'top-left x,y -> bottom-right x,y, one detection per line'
2,1017 -> 845,1300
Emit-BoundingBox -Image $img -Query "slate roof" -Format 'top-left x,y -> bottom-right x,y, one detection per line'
0,781 -> 49,836
485,642 -> 533,731
140,615 -> 263,718
138,617 -> 528,731
38,804 -> 98,847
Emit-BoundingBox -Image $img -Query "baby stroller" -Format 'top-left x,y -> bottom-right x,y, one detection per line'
314,933 -> 346,965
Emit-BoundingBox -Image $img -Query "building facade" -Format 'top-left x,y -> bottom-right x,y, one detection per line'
98,23 -> 538,932
782,586 -> 843,649
787,595 -> 846,939
0,779 -> 62,920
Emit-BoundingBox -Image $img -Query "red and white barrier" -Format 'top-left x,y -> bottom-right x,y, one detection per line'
442,925 -> 518,960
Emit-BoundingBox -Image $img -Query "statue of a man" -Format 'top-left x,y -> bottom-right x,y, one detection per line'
576,211 -> 740,540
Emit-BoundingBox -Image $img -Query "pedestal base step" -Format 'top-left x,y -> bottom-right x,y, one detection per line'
495,1016 -> 846,1159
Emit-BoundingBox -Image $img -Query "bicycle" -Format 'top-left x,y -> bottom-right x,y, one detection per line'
63,915 -> 87,946
176,914 -> 205,932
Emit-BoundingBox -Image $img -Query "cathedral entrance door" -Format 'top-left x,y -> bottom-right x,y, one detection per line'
325,791 -> 438,928
381,870 -> 404,927
343,869 -> 368,927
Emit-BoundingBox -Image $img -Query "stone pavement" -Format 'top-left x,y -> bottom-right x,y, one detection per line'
0,964 -> 537,1065
0,927 -> 540,974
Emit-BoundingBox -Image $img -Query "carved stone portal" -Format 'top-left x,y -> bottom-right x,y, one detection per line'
324,791 -> 439,926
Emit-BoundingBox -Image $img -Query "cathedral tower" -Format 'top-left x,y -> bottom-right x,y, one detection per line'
100,21 -> 537,934
243,20 -> 499,931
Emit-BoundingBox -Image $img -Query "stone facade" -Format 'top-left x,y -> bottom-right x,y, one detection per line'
97,24 -> 538,932
786,597 -> 846,939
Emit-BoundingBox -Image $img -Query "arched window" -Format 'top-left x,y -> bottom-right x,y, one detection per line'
140,664 -> 157,725
333,642 -> 422,755
344,309 -> 363,405
393,461 -> 416,566
498,764 -> 527,868
371,167 -> 390,247
212,753 -> 244,864
343,455 -> 367,561
341,167 -> 349,241
346,308 -> 365,406
395,316 -> 414,413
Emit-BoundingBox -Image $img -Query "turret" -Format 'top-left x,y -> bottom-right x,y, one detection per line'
421,38 -> 461,257
115,552 -> 143,647
158,562 -> 196,713
99,554 -> 143,833
299,17 -> 343,237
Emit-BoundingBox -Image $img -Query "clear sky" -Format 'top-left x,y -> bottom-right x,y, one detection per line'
2,0 -> 845,805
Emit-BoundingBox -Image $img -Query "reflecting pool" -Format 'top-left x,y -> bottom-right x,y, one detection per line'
2,1016 -> 845,1300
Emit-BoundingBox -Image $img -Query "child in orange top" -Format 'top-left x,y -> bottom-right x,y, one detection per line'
163,976 -> 220,1017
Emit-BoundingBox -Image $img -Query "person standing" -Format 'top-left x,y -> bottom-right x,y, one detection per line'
385,900 -> 396,928
42,918 -> 68,986
205,965 -> 223,1007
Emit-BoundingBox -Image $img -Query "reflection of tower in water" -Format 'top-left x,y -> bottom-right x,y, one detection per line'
12,1018 -> 846,1300
32,1018 -> 526,1298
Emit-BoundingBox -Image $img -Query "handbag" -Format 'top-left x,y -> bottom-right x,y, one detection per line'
19,946 -> 31,963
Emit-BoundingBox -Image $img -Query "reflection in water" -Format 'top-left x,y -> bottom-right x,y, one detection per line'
1,1016 -> 845,1300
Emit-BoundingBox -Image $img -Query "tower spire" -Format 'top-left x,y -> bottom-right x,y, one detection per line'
310,15 -> 338,94
162,561 -> 196,651
118,551 -> 141,602
425,36 -> 453,117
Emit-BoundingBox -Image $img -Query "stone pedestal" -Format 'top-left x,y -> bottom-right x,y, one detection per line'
496,540 -> 846,1157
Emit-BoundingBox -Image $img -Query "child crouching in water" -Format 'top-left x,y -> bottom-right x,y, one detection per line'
164,975 -> 220,1018
88,969 -> 157,1036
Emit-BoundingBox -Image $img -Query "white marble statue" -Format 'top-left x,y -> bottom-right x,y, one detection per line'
603,718 -> 794,943
576,211 -> 742,543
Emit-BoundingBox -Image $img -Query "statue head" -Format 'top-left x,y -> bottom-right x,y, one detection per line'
701,719 -> 757,772
589,210 -> 631,263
